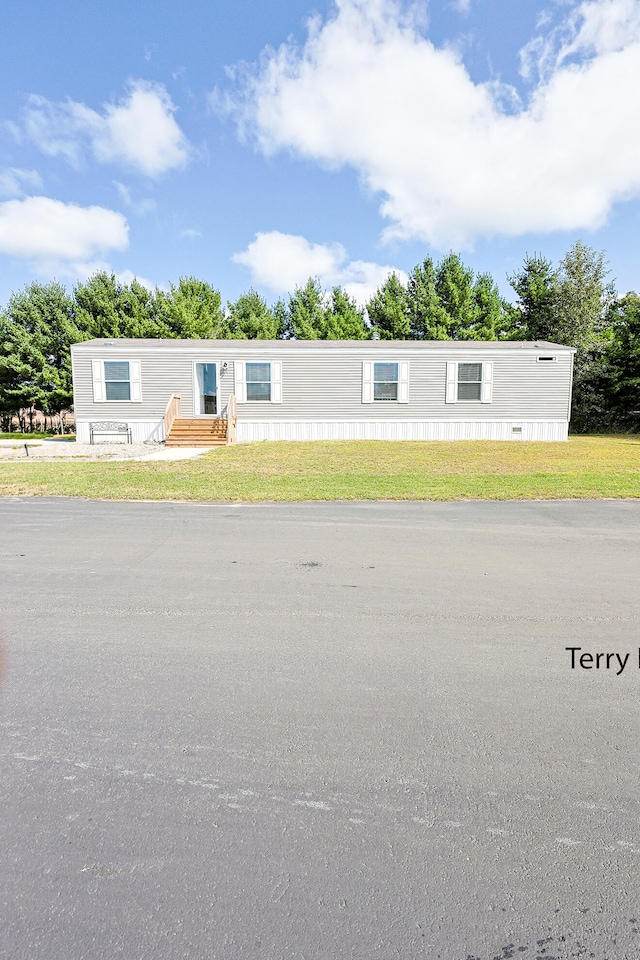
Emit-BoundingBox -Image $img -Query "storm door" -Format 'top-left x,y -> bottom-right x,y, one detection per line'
194,362 -> 218,416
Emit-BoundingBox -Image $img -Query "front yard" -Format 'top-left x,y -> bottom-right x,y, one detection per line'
0,436 -> 639,501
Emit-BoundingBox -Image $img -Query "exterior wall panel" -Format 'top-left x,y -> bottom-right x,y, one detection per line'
231,354 -> 573,422
71,339 -> 575,442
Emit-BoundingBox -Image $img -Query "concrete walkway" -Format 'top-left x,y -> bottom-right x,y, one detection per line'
131,446 -> 216,461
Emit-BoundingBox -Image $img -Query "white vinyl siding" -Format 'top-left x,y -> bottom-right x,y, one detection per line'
72,341 -> 574,433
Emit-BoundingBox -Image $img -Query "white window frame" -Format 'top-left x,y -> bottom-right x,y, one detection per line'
445,361 -> 493,404
234,360 -> 282,404
362,360 -> 409,404
92,359 -> 142,403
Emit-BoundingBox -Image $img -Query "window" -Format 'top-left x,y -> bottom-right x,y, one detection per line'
104,361 -> 131,401
91,359 -> 141,403
374,362 -> 398,401
362,361 -> 409,403
445,361 -> 492,404
457,362 -> 482,401
246,362 -> 271,401
234,361 -> 282,403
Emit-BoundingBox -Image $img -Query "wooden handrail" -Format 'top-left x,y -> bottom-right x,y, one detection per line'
164,393 -> 181,441
226,393 -> 237,445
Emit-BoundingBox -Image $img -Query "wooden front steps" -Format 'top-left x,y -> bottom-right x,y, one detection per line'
166,417 -> 228,447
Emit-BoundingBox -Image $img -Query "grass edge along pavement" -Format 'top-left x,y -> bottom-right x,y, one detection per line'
0,436 -> 639,502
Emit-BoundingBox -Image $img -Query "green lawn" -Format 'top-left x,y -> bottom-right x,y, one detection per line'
1,436 -> 639,502
0,432 -> 71,440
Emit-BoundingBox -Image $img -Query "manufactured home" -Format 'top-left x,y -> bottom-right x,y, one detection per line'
71,339 -> 575,445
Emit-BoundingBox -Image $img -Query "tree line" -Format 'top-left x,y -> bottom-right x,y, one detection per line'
1,241 -> 638,432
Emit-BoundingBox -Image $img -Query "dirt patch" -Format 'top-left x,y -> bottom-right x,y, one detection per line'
0,440 -> 158,461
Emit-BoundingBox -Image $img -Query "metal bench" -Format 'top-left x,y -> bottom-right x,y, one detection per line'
89,421 -> 132,444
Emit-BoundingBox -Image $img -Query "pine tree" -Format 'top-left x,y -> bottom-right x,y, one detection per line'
227,290 -> 283,339
286,278 -> 326,339
0,281 -> 78,428
435,253 -> 477,339
508,253 -> 559,342
366,273 -> 410,339
406,257 -> 447,339
471,272 -> 504,341
324,287 -> 369,339
157,276 -> 226,338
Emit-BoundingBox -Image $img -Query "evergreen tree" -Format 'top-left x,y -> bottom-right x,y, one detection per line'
286,278 -> 326,339
508,253 -> 558,341
366,273 -> 410,339
508,243 -> 617,431
406,258 -> 447,339
158,276 -> 227,339
324,287 -> 369,339
0,281 -> 78,427
74,272 -> 162,339
602,293 -> 640,428
227,290 -> 283,339
471,272 -> 504,341
435,253 -> 477,339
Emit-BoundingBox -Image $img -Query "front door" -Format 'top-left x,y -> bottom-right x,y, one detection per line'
194,362 -> 218,416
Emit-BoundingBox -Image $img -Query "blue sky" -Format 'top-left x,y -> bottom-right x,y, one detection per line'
1,0 -> 640,309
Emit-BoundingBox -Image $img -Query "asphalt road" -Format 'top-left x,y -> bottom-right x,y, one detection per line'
1,498 -> 639,960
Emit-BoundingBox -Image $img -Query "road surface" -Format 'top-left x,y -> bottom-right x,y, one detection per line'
1,498 -> 639,959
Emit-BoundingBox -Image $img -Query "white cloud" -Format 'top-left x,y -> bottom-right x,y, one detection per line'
180,228 -> 202,239
450,0 -> 471,13
23,80 -> 189,178
113,180 -> 157,215
0,196 -> 129,274
233,230 -> 406,305
521,0 -> 640,80
115,269 -> 158,291
221,0 -> 640,247
0,168 -> 43,198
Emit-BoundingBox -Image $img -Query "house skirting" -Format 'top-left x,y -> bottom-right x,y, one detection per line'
75,419 -> 165,444
75,418 -> 569,444
235,420 -> 569,442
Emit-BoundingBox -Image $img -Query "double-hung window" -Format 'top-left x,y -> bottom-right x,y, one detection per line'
235,361 -> 283,403
445,361 -> 493,403
246,363 -> 272,401
374,362 -> 398,401
91,359 -> 142,402
457,362 -> 482,401
104,361 -> 131,401
362,361 -> 409,403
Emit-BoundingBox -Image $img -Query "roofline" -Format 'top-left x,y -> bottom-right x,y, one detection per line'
72,338 -> 576,353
